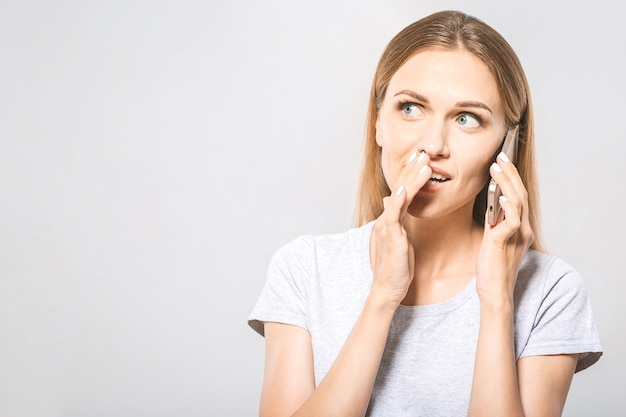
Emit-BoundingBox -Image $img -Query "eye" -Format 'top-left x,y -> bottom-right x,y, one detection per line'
457,113 -> 481,128
398,102 -> 423,118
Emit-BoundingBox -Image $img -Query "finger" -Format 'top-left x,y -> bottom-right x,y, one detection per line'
498,195 -> 521,229
392,151 -> 426,191
495,152 -> 528,205
374,190 -> 405,248
502,195 -> 523,240
494,152 -> 532,230
399,152 -> 432,211
499,195 -> 535,252
383,151 -> 431,220
404,158 -> 432,199
381,184 -> 407,228
483,195 -> 518,247
489,161 -> 522,216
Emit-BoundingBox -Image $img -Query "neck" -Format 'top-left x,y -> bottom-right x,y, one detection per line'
404,206 -> 483,280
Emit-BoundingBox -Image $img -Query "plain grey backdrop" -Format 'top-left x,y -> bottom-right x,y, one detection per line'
0,0 -> 623,415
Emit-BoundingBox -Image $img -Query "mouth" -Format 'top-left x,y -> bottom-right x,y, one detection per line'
428,172 -> 451,185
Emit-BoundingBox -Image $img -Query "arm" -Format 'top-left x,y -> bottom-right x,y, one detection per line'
260,323 -> 315,417
261,294 -> 396,417
469,153 -> 577,416
259,151 -> 433,417
469,301 -> 578,416
469,300 -> 524,416
518,354 -> 578,416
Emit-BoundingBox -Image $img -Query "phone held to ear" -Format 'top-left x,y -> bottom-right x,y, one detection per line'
487,125 -> 519,225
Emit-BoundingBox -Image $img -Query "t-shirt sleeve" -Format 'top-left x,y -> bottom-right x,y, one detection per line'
519,257 -> 603,372
248,236 -> 314,337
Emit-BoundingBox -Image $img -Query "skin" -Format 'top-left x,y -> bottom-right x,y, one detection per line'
260,48 -> 578,417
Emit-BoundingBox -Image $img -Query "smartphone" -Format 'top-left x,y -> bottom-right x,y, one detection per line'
487,125 -> 519,225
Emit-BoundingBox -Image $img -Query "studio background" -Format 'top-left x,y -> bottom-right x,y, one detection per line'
0,0 -> 622,415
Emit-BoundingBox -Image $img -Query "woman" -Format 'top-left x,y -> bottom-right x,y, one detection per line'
248,10 -> 602,417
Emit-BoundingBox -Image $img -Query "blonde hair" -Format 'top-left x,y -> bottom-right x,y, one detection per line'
355,10 -> 546,252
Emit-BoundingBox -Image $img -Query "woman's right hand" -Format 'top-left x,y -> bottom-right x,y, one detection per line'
370,150 -> 432,307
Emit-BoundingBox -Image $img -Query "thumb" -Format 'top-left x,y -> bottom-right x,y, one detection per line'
385,185 -> 406,225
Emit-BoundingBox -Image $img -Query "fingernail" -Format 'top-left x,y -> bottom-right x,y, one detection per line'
419,165 -> 428,174
498,152 -> 510,163
396,185 -> 405,196
491,162 -> 502,173
418,151 -> 426,162
408,151 -> 417,163
499,195 -> 508,202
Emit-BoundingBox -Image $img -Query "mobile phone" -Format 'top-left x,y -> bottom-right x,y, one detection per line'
487,125 -> 519,225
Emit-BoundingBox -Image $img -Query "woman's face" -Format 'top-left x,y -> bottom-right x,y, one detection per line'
376,48 -> 507,221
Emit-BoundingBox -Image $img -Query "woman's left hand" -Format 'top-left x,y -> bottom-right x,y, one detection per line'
475,151 -> 535,305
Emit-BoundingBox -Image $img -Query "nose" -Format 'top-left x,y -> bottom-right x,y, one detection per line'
416,120 -> 449,159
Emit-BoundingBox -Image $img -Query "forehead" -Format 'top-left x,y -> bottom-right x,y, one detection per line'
386,48 -> 502,110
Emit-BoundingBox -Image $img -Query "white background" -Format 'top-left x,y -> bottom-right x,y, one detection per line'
0,0 -> 623,415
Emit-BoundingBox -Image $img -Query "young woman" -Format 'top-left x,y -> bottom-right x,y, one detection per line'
248,10 -> 602,417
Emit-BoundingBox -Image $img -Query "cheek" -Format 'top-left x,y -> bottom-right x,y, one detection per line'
379,147 -> 398,189
467,159 -> 495,206
460,154 -> 493,189
476,158 -> 493,182
377,122 -> 414,188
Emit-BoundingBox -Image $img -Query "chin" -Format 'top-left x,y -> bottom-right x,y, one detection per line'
406,197 -> 474,222
406,201 -> 443,220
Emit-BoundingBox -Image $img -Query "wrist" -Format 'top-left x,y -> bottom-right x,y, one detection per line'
479,295 -> 514,318
477,284 -> 514,309
365,285 -> 400,318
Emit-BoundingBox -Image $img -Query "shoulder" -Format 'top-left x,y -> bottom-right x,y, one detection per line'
266,221 -> 374,296
514,250 -> 588,331
517,250 -> 586,297
514,250 -> 603,371
271,222 -> 375,267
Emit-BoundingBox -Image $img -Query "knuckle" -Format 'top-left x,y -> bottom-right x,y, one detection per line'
384,217 -> 395,228
519,190 -> 529,201
508,195 -> 522,207
523,227 -> 534,243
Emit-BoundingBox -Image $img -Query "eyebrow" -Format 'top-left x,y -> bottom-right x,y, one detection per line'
393,90 -> 493,114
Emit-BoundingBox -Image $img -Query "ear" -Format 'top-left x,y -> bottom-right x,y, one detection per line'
375,114 -> 383,147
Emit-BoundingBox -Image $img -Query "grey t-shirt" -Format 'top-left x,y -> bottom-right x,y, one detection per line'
248,222 -> 602,415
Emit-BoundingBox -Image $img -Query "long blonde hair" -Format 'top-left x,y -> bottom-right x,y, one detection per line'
356,10 -> 546,252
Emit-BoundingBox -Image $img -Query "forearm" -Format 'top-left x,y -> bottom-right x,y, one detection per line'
293,291 -> 396,417
468,299 -> 524,417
